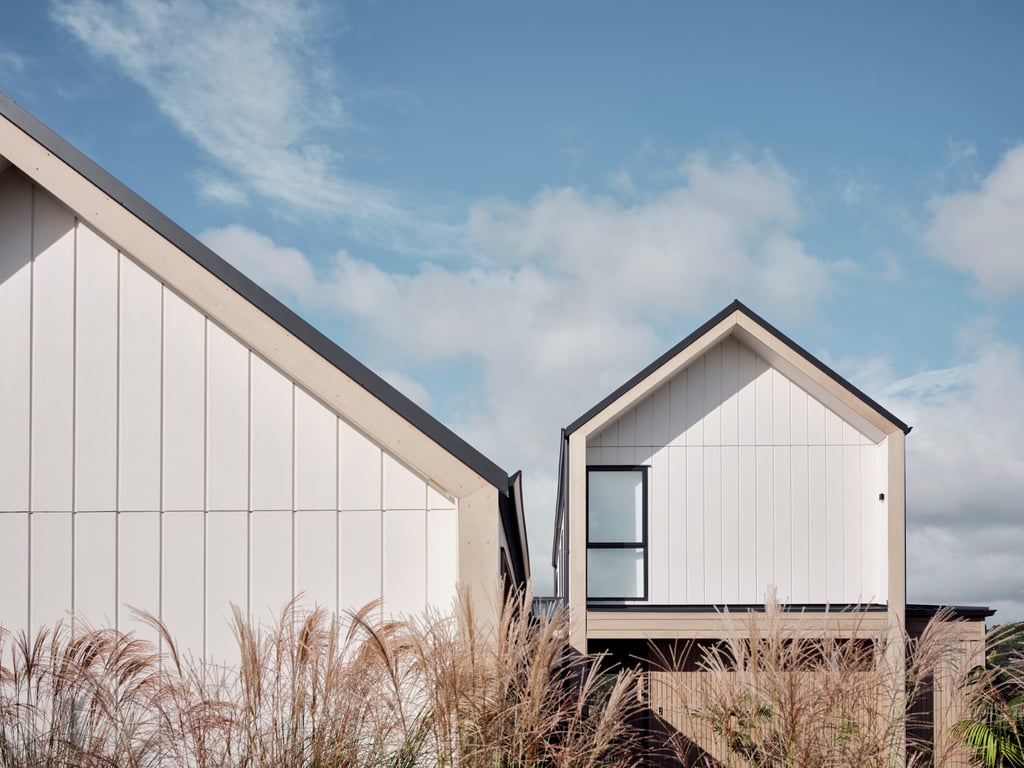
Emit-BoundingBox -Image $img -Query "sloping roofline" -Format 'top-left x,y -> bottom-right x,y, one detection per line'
565,299 -> 912,436
0,91 -> 510,493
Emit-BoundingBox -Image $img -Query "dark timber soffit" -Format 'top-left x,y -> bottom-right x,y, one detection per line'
565,299 -> 912,436
0,91 -> 510,494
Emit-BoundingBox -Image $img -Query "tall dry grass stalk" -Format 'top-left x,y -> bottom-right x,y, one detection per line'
650,596 -> 970,768
1,589 -> 642,767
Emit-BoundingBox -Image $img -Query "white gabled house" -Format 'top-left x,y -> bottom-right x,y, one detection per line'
0,92 -> 528,658
551,300 -> 991,762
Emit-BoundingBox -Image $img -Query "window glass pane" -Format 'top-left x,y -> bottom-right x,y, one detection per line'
588,470 -> 643,543
587,548 -> 645,599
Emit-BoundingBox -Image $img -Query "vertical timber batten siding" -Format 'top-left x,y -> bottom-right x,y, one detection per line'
0,173 -> 459,654
587,335 -> 888,606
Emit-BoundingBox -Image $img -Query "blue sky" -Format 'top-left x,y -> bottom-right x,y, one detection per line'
2,1 -> 1024,616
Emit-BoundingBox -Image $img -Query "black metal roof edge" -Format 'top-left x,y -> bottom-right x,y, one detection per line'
0,91 -> 511,494
500,470 -> 530,584
905,603 -> 996,620
587,602 -> 889,613
551,428 -> 567,568
565,299 -> 912,436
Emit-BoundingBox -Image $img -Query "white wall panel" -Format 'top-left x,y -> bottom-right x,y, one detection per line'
843,445 -> 862,601
773,447 -> 792,601
384,454 -> 427,510
384,508 -> 426,617
738,446 -> 757,602
294,389 -> 337,511
0,513 -> 29,630
649,447 -> 670,603
206,511 -> 247,661
590,337 -> 888,607
118,512 -> 161,646
31,191 -> 75,511
790,446 -> 809,603
250,510 -> 292,617
0,174 -> 32,512
30,512 -> 73,629
685,447 -> 704,602
720,446 -> 739,603
338,419 -> 381,510
162,511 -> 205,653
250,357 -> 293,511
119,257 -> 162,511
75,512 -> 116,626
206,323 -> 249,511
428,486 -> 456,511
667,447 -> 686,603
808,446 -> 827,602
295,509 -> 337,610
426,507 -> 458,609
163,291 -> 205,511
75,225 -> 118,510
339,509 -> 382,614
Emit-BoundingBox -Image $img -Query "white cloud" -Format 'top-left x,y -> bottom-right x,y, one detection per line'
0,50 -> 26,77
50,0 -> 424,242
844,334 -> 1024,620
925,143 -> 1024,297
206,153 -> 836,586
378,369 -> 432,410
197,174 -> 249,206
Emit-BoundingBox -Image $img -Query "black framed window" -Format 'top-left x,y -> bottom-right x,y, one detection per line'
587,466 -> 648,600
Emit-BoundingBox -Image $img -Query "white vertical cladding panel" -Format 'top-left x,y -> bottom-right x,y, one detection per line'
585,445 -> 600,465
75,225 -> 118,510
616,407 -> 636,449
119,257 -> 162,511
649,446 -> 670,603
338,419 -> 382,510
667,447 -> 687,603
294,389 -> 337,511
0,173 -> 31,511
206,511 -> 248,662
737,446 -> 757,602
669,371 -> 688,445
163,290 -> 205,511
807,394 -> 826,446
807,446 -> 827,602
824,409 -> 844,446
250,356 -> 293,511
825,446 -> 845,603
737,343 -> 757,446
874,441 -> 889,599
206,324 -> 249,511
383,508 -> 426,617
754,357 -> 773,446
75,512 -> 116,626
703,344 -> 722,446
31,191 -> 75,511
651,383 -> 671,447
720,338 -> 739,446
162,511 -> 205,653
704,448 -> 723,600
295,509 -> 337,610
339,509 -> 382,614
773,447 -> 792,601
634,391 -> 653,447
384,454 -> 427,510
755,446 -> 774,599
790,446 -> 810,603
772,369 -> 791,446
118,512 -> 161,646
426,503 -> 458,610
843,445 -> 862,601
0,513 -> 29,629
685,356 -> 705,446
250,510 -> 293,617
861,444 -> 881,601
790,385 -> 808,447
31,513 -> 73,629
720,446 -> 739,603
685,447 -> 704,602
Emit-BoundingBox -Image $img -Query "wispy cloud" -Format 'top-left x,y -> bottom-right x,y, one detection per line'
50,0 -> 443,250
0,49 -> 27,77
925,143 -> 1024,297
